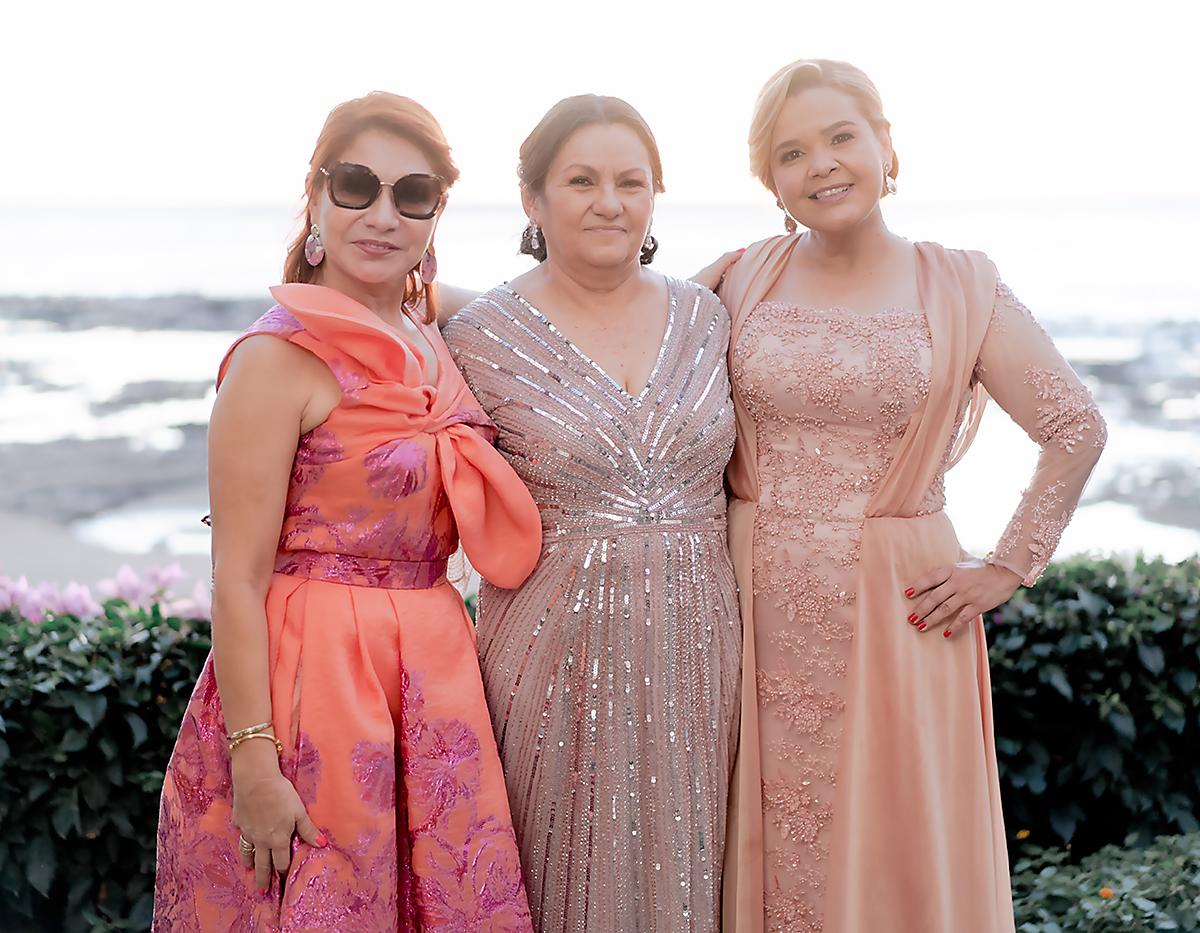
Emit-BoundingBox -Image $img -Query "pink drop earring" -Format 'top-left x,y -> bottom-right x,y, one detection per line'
420,248 -> 437,285
304,224 -> 325,267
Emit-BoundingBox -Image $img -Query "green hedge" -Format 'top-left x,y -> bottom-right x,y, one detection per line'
985,554 -> 1200,857
1012,833 -> 1200,931
0,554 -> 1196,929
0,603 -> 210,931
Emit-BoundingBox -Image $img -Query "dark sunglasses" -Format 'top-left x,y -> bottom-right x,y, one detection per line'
319,162 -> 446,219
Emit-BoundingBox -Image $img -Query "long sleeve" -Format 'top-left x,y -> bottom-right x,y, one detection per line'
975,279 -> 1108,586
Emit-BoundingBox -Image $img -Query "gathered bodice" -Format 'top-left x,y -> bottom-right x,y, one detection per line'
216,284 -> 541,590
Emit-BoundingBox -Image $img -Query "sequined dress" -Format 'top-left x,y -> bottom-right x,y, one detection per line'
443,277 -> 742,932
153,284 -> 542,932
721,240 -> 1106,933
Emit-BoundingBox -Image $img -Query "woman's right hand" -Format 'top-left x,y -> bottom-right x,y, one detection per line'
689,248 -> 745,292
231,748 -> 326,892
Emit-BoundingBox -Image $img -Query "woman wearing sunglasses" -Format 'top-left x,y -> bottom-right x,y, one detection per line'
154,92 -> 541,931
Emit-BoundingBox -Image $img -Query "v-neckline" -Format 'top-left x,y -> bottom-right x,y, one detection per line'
500,276 -> 677,405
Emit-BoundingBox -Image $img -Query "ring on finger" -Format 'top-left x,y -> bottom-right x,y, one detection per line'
238,834 -> 255,854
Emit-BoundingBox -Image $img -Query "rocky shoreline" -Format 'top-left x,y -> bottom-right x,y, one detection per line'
1,295 -> 1198,584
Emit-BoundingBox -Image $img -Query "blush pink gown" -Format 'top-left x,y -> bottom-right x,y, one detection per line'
720,239 -> 1106,933
153,284 -> 542,932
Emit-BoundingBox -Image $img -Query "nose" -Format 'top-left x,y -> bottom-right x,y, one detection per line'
363,187 -> 401,229
591,181 -> 622,218
808,148 -> 838,179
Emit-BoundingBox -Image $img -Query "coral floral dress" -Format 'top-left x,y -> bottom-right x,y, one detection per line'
153,284 -> 542,932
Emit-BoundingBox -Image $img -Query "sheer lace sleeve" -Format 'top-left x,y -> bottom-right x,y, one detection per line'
974,279 -> 1108,586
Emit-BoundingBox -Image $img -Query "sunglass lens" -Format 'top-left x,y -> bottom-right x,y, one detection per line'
392,175 -> 443,218
329,163 -> 380,209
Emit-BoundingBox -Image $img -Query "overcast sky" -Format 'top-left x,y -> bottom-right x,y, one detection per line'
6,0 -> 1198,209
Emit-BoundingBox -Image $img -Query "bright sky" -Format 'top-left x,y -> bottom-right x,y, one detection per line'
5,0 -> 1197,209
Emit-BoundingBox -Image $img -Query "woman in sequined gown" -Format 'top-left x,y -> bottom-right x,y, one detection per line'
443,96 -> 742,932
717,62 -> 1107,933
154,95 -> 541,931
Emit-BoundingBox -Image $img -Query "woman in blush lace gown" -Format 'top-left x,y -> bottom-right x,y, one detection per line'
715,61 -> 1107,933
443,96 -> 741,933
153,94 -> 540,932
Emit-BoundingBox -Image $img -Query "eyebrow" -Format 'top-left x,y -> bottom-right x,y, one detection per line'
561,163 -> 649,177
774,120 -> 859,154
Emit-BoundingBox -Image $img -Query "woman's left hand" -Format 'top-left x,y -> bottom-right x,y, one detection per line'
903,557 -> 1022,639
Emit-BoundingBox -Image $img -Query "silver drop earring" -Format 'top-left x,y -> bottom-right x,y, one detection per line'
530,223 -> 541,251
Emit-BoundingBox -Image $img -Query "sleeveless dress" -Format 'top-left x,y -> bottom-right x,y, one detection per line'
443,277 -> 742,932
153,283 -> 542,932
720,240 -> 1106,933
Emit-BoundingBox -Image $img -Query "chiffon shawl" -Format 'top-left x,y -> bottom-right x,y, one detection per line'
721,237 -> 1012,932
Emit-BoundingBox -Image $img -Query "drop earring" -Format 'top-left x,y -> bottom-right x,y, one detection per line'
420,247 -> 438,285
530,223 -> 541,251
775,198 -> 798,234
884,165 -> 897,196
304,224 -> 325,266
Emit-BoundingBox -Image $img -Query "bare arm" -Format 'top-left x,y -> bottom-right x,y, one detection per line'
208,335 -> 337,887
690,249 -> 745,293
433,282 -> 483,327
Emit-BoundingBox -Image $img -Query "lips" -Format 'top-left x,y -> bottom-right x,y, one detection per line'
354,239 -> 400,255
809,183 -> 853,201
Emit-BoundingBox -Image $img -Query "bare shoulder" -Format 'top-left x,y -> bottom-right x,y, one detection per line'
222,333 -> 326,388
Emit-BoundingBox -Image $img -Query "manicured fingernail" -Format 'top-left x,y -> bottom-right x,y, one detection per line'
943,629 -> 952,638
738,247 -> 746,253
258,888 -> 267,896
904,587 -> 915,598
907,613 -> 918,623
316,834 -> 328,847
917,622 -> 927,631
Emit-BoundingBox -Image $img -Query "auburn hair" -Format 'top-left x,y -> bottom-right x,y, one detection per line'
283,92 -> 459,323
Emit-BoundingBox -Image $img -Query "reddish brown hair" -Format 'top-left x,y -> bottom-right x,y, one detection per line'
283,92 -> 459,323
517,95 -> 665,264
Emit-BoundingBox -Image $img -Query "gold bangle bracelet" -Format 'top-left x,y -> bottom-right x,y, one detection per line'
226,720 -> 273,742
228,732 -> 283,755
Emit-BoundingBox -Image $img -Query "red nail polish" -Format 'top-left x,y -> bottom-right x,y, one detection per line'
907,613 -> 918,623
943,629 -> 952,638
904,587 -> 915,598
917,622 -> 927,631
316,834 -> 329,847
258,888 -> 267,896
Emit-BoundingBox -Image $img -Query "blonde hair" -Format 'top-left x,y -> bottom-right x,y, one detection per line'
748,59 -> 897,195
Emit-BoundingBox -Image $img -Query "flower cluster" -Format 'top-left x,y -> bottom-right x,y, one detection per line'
0,562 -> 211,623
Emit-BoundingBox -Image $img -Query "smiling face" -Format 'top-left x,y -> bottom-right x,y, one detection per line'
309,128 -> 441,293
524,122 -> 655,271
770,86 -> 893,235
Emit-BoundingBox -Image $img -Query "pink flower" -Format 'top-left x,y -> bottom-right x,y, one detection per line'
96,564 -> 155,606
55,581 -> 103,619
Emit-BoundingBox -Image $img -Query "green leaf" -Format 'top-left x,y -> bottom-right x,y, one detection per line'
72,693 -> 107,729
124,712 -> 148,749
24,833 -> 56,896
1138,643 -> 1166,675
51,787 -> 81,839
1043,664 -> 1073,700
60,728 -> 89,753
1108,711 -> 1137,741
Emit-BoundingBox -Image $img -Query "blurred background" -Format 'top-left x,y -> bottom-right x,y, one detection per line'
2,0 -> 1197,590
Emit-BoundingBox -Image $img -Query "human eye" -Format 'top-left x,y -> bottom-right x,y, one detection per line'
621,177 -> 647,188
832,132 -> 855,144
780,148 -> 804,164
569,175 -> 593,186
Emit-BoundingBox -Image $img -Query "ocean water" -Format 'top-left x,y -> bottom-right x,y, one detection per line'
2,199 -> 1198,567
1,199 -> 1198,323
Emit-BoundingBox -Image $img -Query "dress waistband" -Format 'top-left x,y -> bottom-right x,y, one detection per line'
274,550 -> 448,590
544,508 -> 727,544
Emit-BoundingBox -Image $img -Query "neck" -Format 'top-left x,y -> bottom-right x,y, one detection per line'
800,206 -> 896,271
312,266 -> 409,324
540,257 -> 645,309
